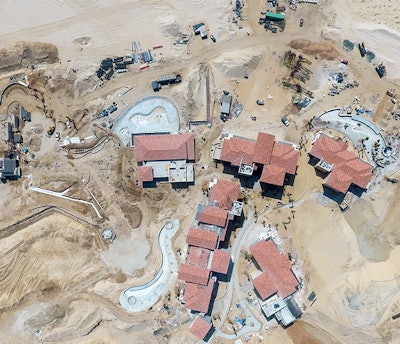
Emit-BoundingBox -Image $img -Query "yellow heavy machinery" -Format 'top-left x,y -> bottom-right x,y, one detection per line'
47,125 -> 55,136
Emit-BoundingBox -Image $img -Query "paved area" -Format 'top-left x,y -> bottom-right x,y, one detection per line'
313,108 -> 396,167
113,96 -> 180,146
213,206 -> 262,340
119,220 -> 179,312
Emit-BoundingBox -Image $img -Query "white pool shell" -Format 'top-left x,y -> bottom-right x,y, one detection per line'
113,96 -> 180,146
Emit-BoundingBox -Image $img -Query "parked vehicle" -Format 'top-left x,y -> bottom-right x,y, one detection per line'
256,99 -> 265,105
210,35 -> 216,43
281,116 -> 289,126
386,90 -> 395,97
300,19 -> 304,27
341,59 -> 348,65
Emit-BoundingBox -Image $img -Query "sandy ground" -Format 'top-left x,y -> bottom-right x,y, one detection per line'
0,0 -> 399,343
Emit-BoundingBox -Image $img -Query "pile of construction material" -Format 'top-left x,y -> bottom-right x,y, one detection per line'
328,72 -> 359,96
96,42 -> 154,81
289,0 -> 317,10
232,103 -> 244,118
96,55 -> 133,80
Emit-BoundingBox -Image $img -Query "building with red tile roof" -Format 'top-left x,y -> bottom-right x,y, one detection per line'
134,133 -> 195,162
210,250 -> 231,275
309,133 -> 373,194
252,272 -> 278,300
214,132 -> 299,187
136,165 -> 153,182
250,240 -> 298,300
270,142 -> 300,175
134,133 -> 195,186
189,317 -> 213,340
184,279 -> 215,314
219,135 -> 255,166
180,176 -> 241,317
209,179 -> 241,210
253,132 -> 275,165
324,168 -> 353,194
260,164 -> 286,186
178,263 -> 210,286
198,206 -> 228,228
187,247 -> 211,268
186,228 -> 219,250
309,133 -> 348,164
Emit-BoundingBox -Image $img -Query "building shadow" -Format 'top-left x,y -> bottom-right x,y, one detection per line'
172,181 -> 194,189
219,225 -> 233,249
285,172 -> 296,186
222,164 -> 261,189
206,280 -> 219,316
213,259 -> 233,283
348,184 -> 366,197
204,326 -> 216,342
260,183 -> 284,199
308,155 -> 319,166
314,169 -> 328,179
142,180 -> 158,188
322,185 -> 345,203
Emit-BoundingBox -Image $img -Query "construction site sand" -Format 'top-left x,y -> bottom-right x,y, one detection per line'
0,0 -> 399,343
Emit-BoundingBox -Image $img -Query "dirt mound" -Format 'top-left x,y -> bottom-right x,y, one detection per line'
119,203 -> 142,229
0,41 -> 58,73
156,13 -> 185,38
289,40 -> 339,60
212,50 -> 263,79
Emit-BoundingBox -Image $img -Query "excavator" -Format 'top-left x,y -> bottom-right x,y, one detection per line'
47,125 -> 55,137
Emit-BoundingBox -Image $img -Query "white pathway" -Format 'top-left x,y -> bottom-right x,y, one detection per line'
119,220 -> 179,312
29,186 -> 103,218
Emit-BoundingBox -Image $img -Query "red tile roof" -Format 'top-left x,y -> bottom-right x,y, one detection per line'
137,165 -> 153,182
253,132 -> 276,165
187,246 -> 211,268
253,272 -> 278,300
209,179 -> 241,210
184,279 -> 215,313
210,250 -> 231,274
250,240 -> 298,299
134,134 -> 195,162
217,133 -> 299,186
260,164 -> 286,186
334,150 -> 358,164
178,263 -> 210,286
309,134 -> 348,164
186,228 -> 219,250
189,317 -> 212,340
220,136 -> 255,166
198,206 -> 228,228
343,159 -> 372,189
270,142 -> 299,175
310,134 -> 373,194
324,168 -> 352,194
